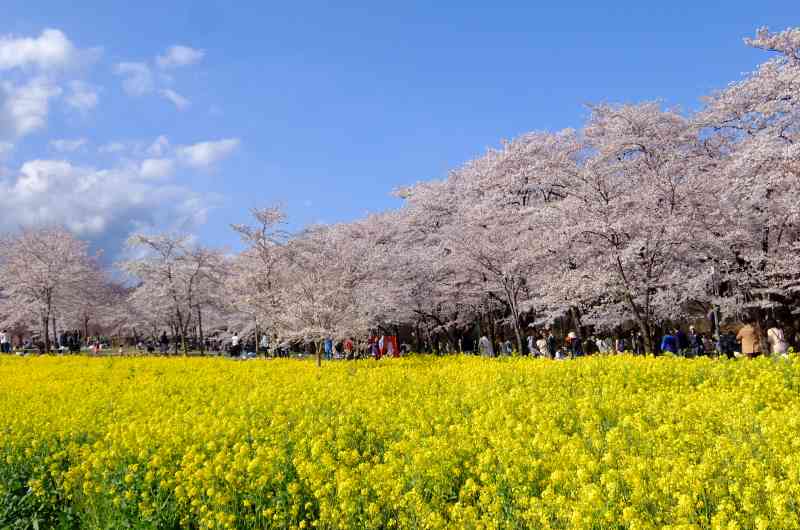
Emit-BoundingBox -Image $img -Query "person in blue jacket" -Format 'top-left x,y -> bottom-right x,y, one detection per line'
660,330 -> 678,354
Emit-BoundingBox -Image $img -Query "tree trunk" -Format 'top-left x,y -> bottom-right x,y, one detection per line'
513,323 -> 524,357
569,306 -> 583,338
52,313 -> 58,352
43,312 -> 50,354
489,312 -> 497,353
316,341 -> 322,367
197,308 -> 205,355
634,316 -> 654,355
171,324 -> 179,355
756,308 -> 770,355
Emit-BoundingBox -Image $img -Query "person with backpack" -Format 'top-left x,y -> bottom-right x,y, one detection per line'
767,320 -> 789,357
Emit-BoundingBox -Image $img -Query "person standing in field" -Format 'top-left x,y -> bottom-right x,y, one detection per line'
545,329 -> 557,358
344,337 -> 354,359
766,320 -> 789,356
159,332 -> 169,354
527,332 -> 537,356
676,328 -> 690,356
717,329 -> 736,359
702,334 -> 714,355
230,333 -> 241,357
323,336 -> 333,360
567,332 -> 583,357
632,331 -> 645,355
736,319 -> 760,358
688,326 -> 704,357
536,333 -> 548,359
0,330 -> 8,353
478,335 -> 494,357
660,330 -> 678,354
370,337 -> 381,359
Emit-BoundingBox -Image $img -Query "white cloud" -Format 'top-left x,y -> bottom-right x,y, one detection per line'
140,158 -> 174,179
65,80 -> 99,111
160,88 -> 190,110
49,138 -> 88,152
146,135 -> 170,157
0,158 -> 211,253
156,45 -> 205,69
1,77 -> 62,137
0,28 -> 78,71
114,62 -> 154,96
177,138 -> 240,168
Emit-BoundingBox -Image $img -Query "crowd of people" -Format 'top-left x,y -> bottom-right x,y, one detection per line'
223,333 -> 409,361
474,320 -> 796,360
2,319 -> 796,361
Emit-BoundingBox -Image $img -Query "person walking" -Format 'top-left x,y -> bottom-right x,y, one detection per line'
0,330 -> 8,354
736,319 -> 760,358
323,336 -> 333,360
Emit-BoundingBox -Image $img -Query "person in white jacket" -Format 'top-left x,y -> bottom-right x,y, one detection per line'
478,335 -> 495,357
766,321 -> 789,356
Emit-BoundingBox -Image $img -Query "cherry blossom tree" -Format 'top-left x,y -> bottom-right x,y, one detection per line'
549,103 -> 719,352
122,234 -> 227,354
275,223 -> 373,364
697,26 -> 800,330
229,206 -> 290,348
0,227 -> 98,352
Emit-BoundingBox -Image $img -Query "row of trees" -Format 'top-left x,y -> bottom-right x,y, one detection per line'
0,26 -> 798,354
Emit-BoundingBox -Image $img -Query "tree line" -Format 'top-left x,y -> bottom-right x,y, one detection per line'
0,26 -> 798,355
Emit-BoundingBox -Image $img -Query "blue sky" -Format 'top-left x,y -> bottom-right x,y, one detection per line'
1,1 -> 797,258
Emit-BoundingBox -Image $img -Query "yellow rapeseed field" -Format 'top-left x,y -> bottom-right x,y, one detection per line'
1,355 -> 800,529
